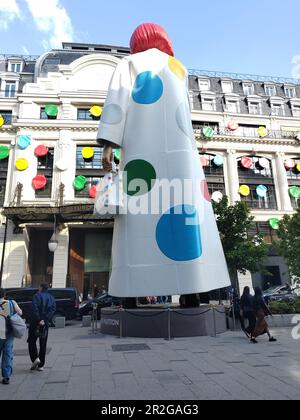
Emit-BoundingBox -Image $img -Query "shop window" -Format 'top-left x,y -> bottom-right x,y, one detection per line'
35,148 -> 54,198
75,145 -> 104,198
199,153 -> 224,176
240,184 -> 277,210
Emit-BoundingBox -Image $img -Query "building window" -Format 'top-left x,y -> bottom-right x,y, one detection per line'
292,105 -> 300,117
248,102 -> 261,115
221,81 -> 233,93
198,78 -> 210,92
243,83 -> 254,95
9,63 -> 21,73
238,156 -> 277,210
75,145 -> 104,198
226,100 -> 239,113
40,107 -> 58,120
0,110 -> 12,125
271,103 -> 285,117
199,153 -> 226,199
35,149 -> 54,198
285,86 -> 296,98
237,124 -> 261,137
4,81 -> 16,98
77,108 -> 100,121
0,151 -> 8,206
249,222 -> 279,244
265,85 -> 276,96
201,97 -> 215,111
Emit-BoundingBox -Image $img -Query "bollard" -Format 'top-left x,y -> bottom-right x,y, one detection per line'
212,308 -> 217,337
91,303 -> 98,335
166,308 -> 171,341
119,307 -> 124,339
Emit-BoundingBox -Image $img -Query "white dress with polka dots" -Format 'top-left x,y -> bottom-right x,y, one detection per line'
98,48 -> 231,297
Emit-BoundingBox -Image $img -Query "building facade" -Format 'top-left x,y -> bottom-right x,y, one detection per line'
0,43 -> 299,297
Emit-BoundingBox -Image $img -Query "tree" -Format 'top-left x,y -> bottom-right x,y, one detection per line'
276,206 -> 300,283
212,196 -> 269,292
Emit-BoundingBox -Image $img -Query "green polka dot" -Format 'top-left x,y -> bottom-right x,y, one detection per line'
124,160 -> 156,196
0,146 -> 9,160
74,176 -> 87,191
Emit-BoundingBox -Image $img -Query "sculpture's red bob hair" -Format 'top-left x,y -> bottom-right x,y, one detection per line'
130,23 -> 174,56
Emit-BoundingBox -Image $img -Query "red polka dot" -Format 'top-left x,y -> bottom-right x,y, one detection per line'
201,180 -> 211,202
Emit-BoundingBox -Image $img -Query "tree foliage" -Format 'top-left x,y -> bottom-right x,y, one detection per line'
276,207 -> 300,281
212,196 -> 269,279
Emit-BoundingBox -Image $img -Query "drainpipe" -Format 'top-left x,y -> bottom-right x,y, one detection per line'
0,218 -> 8,288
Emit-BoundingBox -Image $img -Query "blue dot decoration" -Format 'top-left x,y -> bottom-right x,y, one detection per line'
17,135 -> 31,150
132,71 -> 163,105
156,205 -> 202,262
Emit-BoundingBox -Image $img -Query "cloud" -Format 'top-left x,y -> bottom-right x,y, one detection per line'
0,0 -> 21,31
291,55 -> 300,79
24,0 -> 74,49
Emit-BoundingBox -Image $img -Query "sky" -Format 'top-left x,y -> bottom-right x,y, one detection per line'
0,0 -> 300,79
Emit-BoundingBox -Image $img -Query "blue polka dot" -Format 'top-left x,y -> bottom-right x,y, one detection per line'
156,205 -> 202,262
132,71 -> 163,105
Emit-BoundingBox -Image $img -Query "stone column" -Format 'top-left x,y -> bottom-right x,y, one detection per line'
274,152 -> 293,212
226,149 -> 240,204
52,227 -> 70,288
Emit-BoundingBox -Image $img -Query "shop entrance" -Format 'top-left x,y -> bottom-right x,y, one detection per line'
28,228 -> 54,288
68,228 -> 113,299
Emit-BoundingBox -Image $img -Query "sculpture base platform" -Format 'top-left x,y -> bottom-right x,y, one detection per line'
100,306 -> 227,338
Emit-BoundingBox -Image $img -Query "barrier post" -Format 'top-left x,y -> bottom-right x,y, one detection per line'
167,308 -> 171,341
119,307 -> 124,339
212,308 -> 217,337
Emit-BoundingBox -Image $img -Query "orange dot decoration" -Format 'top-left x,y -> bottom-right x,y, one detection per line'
32,175 -> 47,190
34,145 -> 49,157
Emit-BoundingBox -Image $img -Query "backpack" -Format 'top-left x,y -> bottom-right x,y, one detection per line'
6,301 -> 27,339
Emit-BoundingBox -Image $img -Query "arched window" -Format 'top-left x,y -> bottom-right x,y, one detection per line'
199,153 -> 226,198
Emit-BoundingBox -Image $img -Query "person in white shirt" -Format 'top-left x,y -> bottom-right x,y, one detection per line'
0,288 -> 22,385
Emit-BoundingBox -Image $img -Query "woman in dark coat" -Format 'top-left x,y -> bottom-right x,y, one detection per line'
251,287 -> 277,343
240,286 -> 256,339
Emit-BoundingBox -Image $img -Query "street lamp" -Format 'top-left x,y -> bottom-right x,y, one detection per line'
48,215 -> 58,253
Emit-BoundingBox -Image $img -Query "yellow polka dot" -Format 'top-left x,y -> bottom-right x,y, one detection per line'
168,56 -> 186,81
16,158 -> 29,171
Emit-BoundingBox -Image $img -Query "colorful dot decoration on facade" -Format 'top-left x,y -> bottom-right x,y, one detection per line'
240,157 -> 253,170
256,185 -> 268,198
156,205 -> 202,262
132,71 -> 164,105
284,159 -> 296,170
269,218 -> 280,230
114,149 -> 121,164
200,156 -> 209,167
227,120 -> 239,131
89,185 -> 97,199
17,135 -> 31,150
213,155 -> 224,167
82,147 -> 94,160
32,175 -> 47,190
0,145 -> 10,160
123,159 -> 157,196
74,176 -> 87,191
168,56 -> 186,81
211,191 -> 223,203
89,106 -> 102,118
16,158 -> 29,171
202,127 -> 215,139
239,185 -> 250,197
34,145 -> 49,157
289,186 -> 300,199
258,126 -> 268,138
201,180 -> 211,202
56,159 -> 68,172
257,158 -> 269,170
0,114 -> 4,128
297,163 -> 300,173
45,104 -> 58,118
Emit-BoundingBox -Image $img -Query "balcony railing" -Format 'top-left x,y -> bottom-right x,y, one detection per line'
194,126 -> 300,141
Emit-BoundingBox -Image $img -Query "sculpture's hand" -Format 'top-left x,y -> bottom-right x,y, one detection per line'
102,145 -> 113,172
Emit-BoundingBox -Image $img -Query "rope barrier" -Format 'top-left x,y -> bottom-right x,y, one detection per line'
172,309 -> 212,317
124,310 -> 167,318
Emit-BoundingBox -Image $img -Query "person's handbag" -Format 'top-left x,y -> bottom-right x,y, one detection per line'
94,170 -> 123,215
6,301 -> 27,339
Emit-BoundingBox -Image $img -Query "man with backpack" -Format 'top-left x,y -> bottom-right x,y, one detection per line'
0,288 -> 23,385
28,283 -> 56,372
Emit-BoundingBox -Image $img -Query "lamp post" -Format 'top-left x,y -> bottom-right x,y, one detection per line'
48,215 -> 58,253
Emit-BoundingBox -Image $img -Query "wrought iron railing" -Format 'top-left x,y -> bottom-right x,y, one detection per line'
194,127 -> 300,140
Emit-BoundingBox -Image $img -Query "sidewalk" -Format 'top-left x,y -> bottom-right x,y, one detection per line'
1,322 -> 300,400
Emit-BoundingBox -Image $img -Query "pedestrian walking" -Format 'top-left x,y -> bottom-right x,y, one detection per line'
240,286 -> 256,339
251,286 -> 277,344
0,288 -> 23,385
28,283 -> 56,371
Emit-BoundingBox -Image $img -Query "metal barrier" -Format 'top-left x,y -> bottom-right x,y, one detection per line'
91,302 -> 99,335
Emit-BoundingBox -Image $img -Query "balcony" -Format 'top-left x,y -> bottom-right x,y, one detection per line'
193,126 -> 300,141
